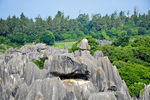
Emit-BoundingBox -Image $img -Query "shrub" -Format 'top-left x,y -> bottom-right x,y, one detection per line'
118,62 -> 150,97
131,36 -> 150,47
0,44 -> 7,53
40,31 -> 55,45
133,47 -> 150,62
129,83 -> 144,97
113,61 -> 127,69
100,45 -> 134,63
33,57 -> 48,69
138,27 -> 146,35
112,33 -> 129,47
0,36 -> 11,44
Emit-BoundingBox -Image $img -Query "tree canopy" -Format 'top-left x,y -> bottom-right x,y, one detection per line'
0,9 -> 150,46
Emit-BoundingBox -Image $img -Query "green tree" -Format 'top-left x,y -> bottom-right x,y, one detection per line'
46,16 -> 53,31
0,19 -> 8,36
9,32 -> 25,45
118,63 -> 150,97
40,31 -> 55,45
138,27 -> 147,35
131,36 -> 150,47
112,32 -> 129,47
35,15 -> 47,34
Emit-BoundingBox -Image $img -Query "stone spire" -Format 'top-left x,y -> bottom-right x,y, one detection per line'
77,39 -> 91,50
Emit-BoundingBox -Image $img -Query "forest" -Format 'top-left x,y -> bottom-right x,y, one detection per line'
0,8 -> 150,47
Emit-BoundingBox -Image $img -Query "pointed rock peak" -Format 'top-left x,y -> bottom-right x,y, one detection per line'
93,51 -> 104,58
77,38 -> 91,50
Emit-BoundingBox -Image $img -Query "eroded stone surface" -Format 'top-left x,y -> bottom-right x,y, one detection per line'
0,42 -> 134,100
77,39 -> 91,50
139,84 -> 150,100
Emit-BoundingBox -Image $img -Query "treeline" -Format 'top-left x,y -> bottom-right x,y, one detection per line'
0,8 -> 150,46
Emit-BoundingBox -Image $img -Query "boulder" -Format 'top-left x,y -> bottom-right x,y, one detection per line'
93,50 -> 104,58
77,39 -> 91,50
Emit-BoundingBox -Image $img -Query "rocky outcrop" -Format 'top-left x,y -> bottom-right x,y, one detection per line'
98,39 -> 112,46
77,39 -> 91,50
88,92 -> 117,100
0,41 -> 134,100
93,51 -> 104,58
139,84 -> 150,100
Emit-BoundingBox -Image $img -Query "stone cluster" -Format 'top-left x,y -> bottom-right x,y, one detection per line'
0,40 -> 148,100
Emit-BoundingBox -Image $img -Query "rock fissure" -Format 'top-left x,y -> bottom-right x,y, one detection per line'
50,69 -> 90,80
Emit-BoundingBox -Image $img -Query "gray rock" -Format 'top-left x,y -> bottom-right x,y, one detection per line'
64,44 -> 70,49
24,78 -> 71,100
88,92 -> 117,100
23,62 -> 48,86
20,45 -> 37,54
93,50 -> 104,58
0,42 -> 134,100
139,84 -> 150,100
77,39 -> 91,50
47,54 -> 88,74
5,48 -> 17,54
98,39 -> 112,47
15,83 -> 28,100
63,79 -> 97,100
6,54 -> 25,75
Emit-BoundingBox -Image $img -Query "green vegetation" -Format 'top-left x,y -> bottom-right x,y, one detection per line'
53,41 -> 75,49
33,57 -> 48,69
100,36 -> 150,97
70,36 -> 150,97
129,84 -> 144,97
0,9 -> 150,48
0,44 -> 11,53
69,36 -> 101,55
40,30 -> 55,45
117,62 -> 148,97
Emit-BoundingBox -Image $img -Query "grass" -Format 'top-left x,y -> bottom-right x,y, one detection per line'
52,41 -> 75,49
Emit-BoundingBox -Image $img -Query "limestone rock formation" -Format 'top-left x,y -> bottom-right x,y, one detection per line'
139,84 -> 150,100
77,39 -> 91,50
0,41 -> 142,100
93,51 -> 104,58
98,39 -> 112,47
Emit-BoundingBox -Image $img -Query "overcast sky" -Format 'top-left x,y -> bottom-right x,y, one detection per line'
0,0 -> 150,19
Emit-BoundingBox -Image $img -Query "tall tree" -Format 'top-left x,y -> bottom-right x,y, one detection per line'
0,19 -> 8,36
